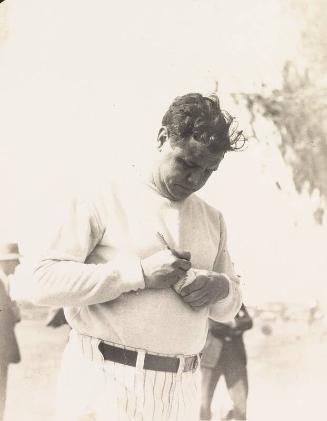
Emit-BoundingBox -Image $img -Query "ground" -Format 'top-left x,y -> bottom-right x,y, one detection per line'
3,309 -> 327,421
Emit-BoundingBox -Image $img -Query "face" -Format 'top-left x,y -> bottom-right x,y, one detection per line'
0,259 -> 19,276
152,129 -> 225,201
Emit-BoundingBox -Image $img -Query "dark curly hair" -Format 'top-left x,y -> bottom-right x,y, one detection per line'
162,93 -> 246,152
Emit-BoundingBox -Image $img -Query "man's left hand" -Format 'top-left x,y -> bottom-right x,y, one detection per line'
180,270 -> 230,309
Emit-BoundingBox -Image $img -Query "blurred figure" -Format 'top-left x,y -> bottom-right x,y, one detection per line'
0,243 -> 21,421
45,307 -> 68,328
200,304 -> 253,421
308,299 -> 321,326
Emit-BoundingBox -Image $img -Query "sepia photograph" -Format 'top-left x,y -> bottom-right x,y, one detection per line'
1,1 -> 326,420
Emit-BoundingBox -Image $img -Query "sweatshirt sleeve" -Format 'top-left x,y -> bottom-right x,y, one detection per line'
31,197 -> 145,307
208,212 -> 242,322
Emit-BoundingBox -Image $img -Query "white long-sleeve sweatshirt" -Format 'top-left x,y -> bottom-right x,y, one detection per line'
32,174 -> 241,355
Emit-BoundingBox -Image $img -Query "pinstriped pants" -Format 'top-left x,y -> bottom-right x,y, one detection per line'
56,331 -> 201,421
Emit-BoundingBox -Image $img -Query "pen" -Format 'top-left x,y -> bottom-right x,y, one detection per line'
157,232 -> 195,293
157,232 -> 191,261
157,232 -> 173,252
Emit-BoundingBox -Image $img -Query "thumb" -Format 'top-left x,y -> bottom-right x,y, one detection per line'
171,249 -> 191,261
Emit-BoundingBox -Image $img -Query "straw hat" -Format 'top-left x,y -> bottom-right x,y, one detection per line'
0,243 -> 21,261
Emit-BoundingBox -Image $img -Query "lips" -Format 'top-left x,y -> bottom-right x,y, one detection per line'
175,184 -> 189,191
175,185 -> 193,194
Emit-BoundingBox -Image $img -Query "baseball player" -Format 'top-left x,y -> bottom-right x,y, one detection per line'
32,93 -> 245,421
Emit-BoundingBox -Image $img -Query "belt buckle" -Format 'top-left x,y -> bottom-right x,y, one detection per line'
192,356 -> 198,370
184,355 -> 198,372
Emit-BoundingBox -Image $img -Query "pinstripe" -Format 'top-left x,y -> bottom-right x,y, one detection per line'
167,372 -> 174,418
58,333 -> 202,420
130,368 -> 138,421
193,371 -> 198,396
150,371 -> 156,420
100,366 -> 108,420
182,375 -> 189,420
125,389 -> 129,418
160,371 -> 167,419
154,369 -> 168,421
175,381 -> 180,421
167,371 -> 174,410
81,336 -> 84,354
124,366 -> 129,417
168,374 -> 178,419
181,376 -> 186,417
141,369 -> 147,421
187,373 -> 195,419
152,371 -> 157,420
133,369 -> 138,420
113,361 -> 120,418
113,360 -> 117,383
90,342 -> 93,361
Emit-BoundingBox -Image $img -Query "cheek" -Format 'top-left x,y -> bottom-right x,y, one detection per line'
195,172 -> 212,190
164,162 -> 183,182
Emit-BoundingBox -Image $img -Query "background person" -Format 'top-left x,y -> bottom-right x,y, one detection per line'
0,243 -> 21,421
45,307 -> 68,328
200,304 -> 253,420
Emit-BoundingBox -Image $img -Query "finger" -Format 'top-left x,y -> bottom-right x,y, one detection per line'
182,289 -> 208,303
187,294 -> 211,307
168,269 -> 187,286
175,258 -> 192,271
180,277 -> 206,296
171,249 -> 191,261
175,268 -> 188,280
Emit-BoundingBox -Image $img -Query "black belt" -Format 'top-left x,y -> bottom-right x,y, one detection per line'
98,342 -> 199,373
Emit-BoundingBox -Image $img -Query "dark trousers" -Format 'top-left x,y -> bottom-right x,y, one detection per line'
200,337 -> 248,420
0,364 -> 8,421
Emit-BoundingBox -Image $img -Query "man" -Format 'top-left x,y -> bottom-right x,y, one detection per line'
32,93 -> 245,421
200,304 -> 253,421
0,243 -> 21,421
45,307 -> 68,328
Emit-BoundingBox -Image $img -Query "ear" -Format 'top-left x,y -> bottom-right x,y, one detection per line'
157,126 -> 169,150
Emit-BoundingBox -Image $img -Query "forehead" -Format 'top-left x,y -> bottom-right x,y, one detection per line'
172,138 -> 224,168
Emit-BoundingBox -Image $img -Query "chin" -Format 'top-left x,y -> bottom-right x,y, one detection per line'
172,189 -> 192,201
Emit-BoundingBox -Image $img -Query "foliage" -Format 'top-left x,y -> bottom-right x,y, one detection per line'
237,62 -> 327,223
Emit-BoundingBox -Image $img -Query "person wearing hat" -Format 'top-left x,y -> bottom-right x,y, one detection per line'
200,304 -> 253,420
0,243 -> 22,421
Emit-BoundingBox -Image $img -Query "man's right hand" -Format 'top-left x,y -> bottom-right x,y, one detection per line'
141,249 -> 191,289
